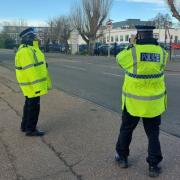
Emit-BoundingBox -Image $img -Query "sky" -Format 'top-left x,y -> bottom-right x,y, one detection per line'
0,0 -> 178,26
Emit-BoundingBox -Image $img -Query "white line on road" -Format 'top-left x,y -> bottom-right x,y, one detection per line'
166,73 -> 180,76
61,65 -> 87,72
103,72 -> 123,77
98,64 -> 119,69
49,59 -> 81,63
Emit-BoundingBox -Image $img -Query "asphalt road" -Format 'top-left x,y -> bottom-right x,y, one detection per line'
0,49 -> 180,138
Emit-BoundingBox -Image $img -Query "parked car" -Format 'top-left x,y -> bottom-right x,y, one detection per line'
97,44 -> 111,55
111,43 -> 129,56
95,43 -> 128,56
171,43 -> 180,49
79,44 -> 88,54
48,44 -> 61,52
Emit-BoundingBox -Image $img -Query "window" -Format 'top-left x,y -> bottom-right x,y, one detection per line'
115,35 -> 119,42
175,36 -> 178,43
120,35 -> 123,42
107,36 -> 110,42
125,35 -> 129,42
111,36 -> 114,42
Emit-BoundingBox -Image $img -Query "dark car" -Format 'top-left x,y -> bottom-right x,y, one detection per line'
44,43 -> 67,53
79,44 -> 88,54
96,43 -> 127,56
97,44 -> 111,55
48,44 -> 61,52
111,43 -> 129,56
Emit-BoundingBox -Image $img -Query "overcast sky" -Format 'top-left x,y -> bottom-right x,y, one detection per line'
0,0 -> 178,26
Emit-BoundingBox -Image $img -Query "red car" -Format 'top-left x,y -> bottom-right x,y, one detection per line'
171,43 -> 180,49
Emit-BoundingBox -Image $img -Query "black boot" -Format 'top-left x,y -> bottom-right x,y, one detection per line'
26,129 -> 46,137
149,165 -> 162,177
115,153 -> 128,168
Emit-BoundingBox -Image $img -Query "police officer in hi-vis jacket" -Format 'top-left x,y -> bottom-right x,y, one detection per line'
15,27 -> 52,136
115,25 -> 168,177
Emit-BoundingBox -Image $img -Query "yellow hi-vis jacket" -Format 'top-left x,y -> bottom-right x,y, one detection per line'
116,44 -> 168,118
15,43 -> 52,98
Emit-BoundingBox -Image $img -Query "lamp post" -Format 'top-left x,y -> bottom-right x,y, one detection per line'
106,19 -> 113,57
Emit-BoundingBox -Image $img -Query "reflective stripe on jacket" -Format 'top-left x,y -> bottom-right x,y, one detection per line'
15,44 -> 52,98
116,44 -> 168,117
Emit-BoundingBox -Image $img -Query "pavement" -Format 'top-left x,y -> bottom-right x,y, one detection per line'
0,63 -> 180,180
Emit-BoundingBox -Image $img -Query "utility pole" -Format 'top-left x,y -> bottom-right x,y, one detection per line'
106,19 -> 113,58
50,21 -> 53,45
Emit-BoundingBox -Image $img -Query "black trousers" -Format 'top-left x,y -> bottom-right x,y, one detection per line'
21,96 -> 40,132
116,108 -> 163,166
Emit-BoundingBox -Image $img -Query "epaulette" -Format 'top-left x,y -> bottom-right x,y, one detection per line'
126,44 -> 134,50
22,44 -> 28,48
19,44 -> 28,49
17,44 -> 27,51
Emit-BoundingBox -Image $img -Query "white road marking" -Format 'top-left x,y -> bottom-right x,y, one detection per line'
166,73 -> 180,76
103,72 -> 123,77
50,59 -> 81,63
61,65 -> 86,71
97,64 -> 119,69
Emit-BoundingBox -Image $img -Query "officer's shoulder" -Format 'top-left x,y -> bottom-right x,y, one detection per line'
17,44 -> 31,54
126,44 -> 134,50
18,44 -> 28,51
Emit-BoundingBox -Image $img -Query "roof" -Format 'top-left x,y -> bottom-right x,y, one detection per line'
112,19 -> 154,29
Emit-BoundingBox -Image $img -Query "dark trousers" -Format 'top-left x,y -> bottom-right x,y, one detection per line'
116,108 -> 163,166
21,97 -> 40,132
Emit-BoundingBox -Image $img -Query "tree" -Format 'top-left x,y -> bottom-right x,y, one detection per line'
0,32 -> 15,49
152,13 -> 172,29
53,16 -> 72,53
47,16 -> 72,53
71,0 -> 113,55
4,37 -> 16,49
167,0 -> 180,21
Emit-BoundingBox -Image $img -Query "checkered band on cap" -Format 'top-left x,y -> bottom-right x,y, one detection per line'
19,27 -> 36,38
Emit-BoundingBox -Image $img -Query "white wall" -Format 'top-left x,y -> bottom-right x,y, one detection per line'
103,28 -> 180,44
154,29 -> 180,43
69,28 -> 180,46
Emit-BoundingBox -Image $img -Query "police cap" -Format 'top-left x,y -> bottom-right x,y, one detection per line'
19,27 -> 37,38
135,25 -> 155,32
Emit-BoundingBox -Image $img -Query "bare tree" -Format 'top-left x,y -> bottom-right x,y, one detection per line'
47,16 -> 72,53
151,13 -> 172,28
47,18 -> 56,44
71,0 -> 113,55
167,0 -> 180,21
55,16 -> 72,52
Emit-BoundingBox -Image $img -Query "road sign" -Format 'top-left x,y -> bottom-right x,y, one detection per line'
106,20 -> 113,29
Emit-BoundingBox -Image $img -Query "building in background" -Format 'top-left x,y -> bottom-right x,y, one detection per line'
103,28 -> 180,44
112,19 -> 154,29
1,19 -> 180,54
74,19 -> 180,46
2,26 -> 49,45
